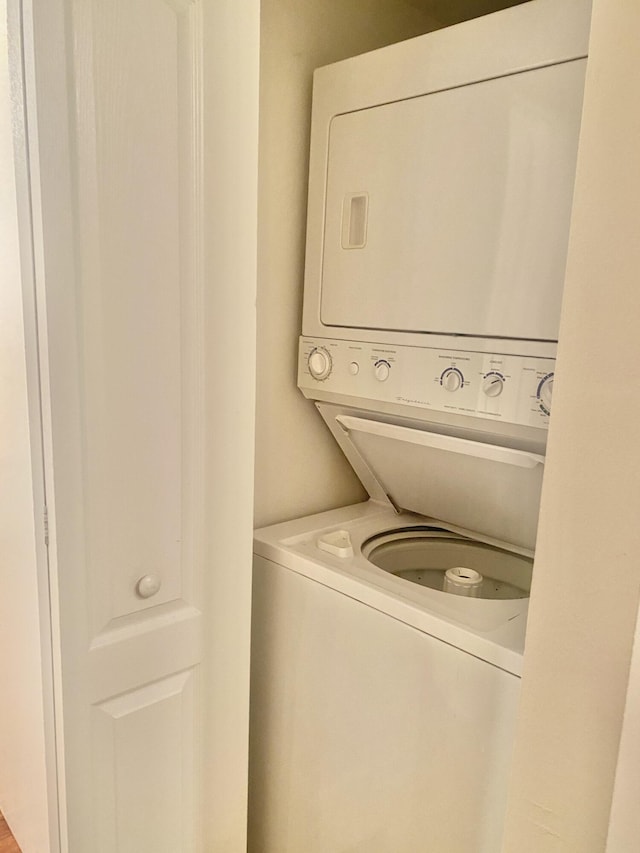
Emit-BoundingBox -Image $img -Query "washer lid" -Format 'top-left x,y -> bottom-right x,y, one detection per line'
317,403 -> 545,551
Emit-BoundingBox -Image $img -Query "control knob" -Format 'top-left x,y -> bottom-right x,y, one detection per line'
441,367 -> 463,392
307,347 -> 332,381
482,373 -> 504,398
374,360 -> 391,382
537,373 -> 554,415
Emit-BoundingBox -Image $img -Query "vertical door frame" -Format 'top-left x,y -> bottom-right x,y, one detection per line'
606,603 -> 640,850
8,0 -> 72,849
200,1 -> 260,848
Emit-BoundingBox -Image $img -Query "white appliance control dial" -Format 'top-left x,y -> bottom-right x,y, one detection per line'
537,373 -> 554,415
298,337 -> 556,431
308,347 -> 332,380
441,367 -> 463,392
482,373 -> 505,397
375,360 -> 391,381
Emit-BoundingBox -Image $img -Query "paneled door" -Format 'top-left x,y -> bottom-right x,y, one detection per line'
18,0 -> 259,850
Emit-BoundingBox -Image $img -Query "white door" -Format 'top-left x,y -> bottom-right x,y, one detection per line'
321,60 -> 586,341
18,0 -> 259,850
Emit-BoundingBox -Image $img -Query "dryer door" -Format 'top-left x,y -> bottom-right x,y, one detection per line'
321,58 -> 586,341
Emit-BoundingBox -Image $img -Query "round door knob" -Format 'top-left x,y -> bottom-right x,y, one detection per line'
136,574 -> 161,599
308,347 -> 332,380
441,368 -> 463,392
374,360 -> 390,381
482,374 -> 504,398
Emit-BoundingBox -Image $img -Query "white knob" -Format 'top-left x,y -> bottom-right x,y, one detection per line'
308,347 -> 332,380
374,361 -> 390,381
136,575 -> 161,599
349,361 -> 359,375
482,374 -> 504,398
442,368 -> 462,392
539,376 -> 554,412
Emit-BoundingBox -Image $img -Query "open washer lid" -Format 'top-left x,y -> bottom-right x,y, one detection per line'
317,403 -> 545,552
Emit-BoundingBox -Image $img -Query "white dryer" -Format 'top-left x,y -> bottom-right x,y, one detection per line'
250,1 -> 591,851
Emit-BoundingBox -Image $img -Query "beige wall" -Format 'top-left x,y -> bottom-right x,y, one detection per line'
0,3 -> 50,850
502,3 -> 640,851
254,0 -> 439,528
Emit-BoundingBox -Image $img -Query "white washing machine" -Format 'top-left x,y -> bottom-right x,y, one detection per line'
249,407 -> 541,853
251,504 -> 527,852
250,2 -> 591,851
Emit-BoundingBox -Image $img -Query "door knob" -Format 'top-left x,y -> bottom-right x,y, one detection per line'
136,574 -> 161,599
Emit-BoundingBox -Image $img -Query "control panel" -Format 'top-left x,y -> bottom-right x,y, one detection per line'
299,337 -> 555,430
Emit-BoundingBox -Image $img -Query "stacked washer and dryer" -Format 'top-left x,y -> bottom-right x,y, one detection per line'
250,1 -> 591,851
